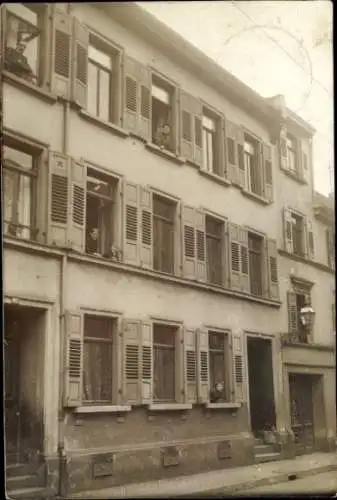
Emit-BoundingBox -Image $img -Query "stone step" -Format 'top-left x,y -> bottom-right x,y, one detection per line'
6,473 -> 42,490
254,438 -> 264,446
5,486 -> 52,500
6,463 -> 34,478
254,444 -> 275,455
255,452 -> 281,464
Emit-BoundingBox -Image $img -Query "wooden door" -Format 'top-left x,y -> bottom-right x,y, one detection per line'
289,374 -> 314,452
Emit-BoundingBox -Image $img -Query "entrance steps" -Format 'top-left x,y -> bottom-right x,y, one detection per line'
5,462 -> 48,499
254,437 -> 281,464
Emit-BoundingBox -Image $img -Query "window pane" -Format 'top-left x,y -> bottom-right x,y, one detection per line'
152,83 -> 170,104
84,315 -> 113,339
98,69 -> 110,122
4,145 -> 34,171
3,169 -> 18,223
207,132 -> 214,172
83,341 -> 112,402
202,128 -> 208,170
17,175 -> 31,238
89,45 -> 111,69
87,61 -> 98,116
202,115 -> 215,131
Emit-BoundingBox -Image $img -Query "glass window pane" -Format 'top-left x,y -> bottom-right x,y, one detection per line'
4,146 -> 33,171
202,115 -> 215,131
152,83 -> 170,104
87,61 -> 98,116
83,341 -> 112,402
98,69 -> 110,122
3,169 -> 18,223
17,175 -> 31,238
6,4 -> 38,25
207,132 -> 214,172
89,45 -> 111,69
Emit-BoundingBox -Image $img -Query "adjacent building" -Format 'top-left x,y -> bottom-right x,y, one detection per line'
2,2 -> 335,497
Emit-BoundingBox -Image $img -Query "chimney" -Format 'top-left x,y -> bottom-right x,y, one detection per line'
268,94 -> 286,119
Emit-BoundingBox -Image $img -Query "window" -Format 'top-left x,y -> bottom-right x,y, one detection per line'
153,194 -> 175,274
202,114 -> 218,174
4,4 -> 45,85
85,168 -> 117,257
153,324 -> 176,402
152,76 -> 174,152
326,227 -> 335,270
87,41 -> 118,123
248,232 -> 263,296
244,136 -> 261,196
296,293 -> 309,342
288,288 -> 312,343
209,331 -> 229,403
206,216 -> 223,285
291,213 -> 304,257
3,143 -> 38,240
287,134 -> 297,174
83,315 -> 115,403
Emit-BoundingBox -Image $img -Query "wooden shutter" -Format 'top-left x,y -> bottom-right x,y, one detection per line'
267,239 -> 279,300
122,319 -> 141,405
140,186 -> 153,269
287,291 -> 298,335
64,311 -> 83,407
71,17 -> 88,108
48,151 -> 70,248
184,328 -> 197,404
231,333 -> 244,403
279,125 -> 288,171
139,64 -> 151,142
221,116 -> 228,178
194,114 -> 203,167
195,209 -> 206,282
69,159 -> 86,253
326,227 -> 335,270
180,92 -> 202,165
283,206 -> 293,253
141,321 -> 153,404
305,218 -> 315,261
176,325 -> 185,403
298,140 -> 309,183
229,223 -> 241,291
239,227 -> 249,293
332,292 -> 336,332
226,121 -> 238,184
123,181 -> 139,266
221,220 -> 230,288
263,143 -> 273,201
50,7 -> 72,98
196,328 -> 209,403
182,204 -> 196,280
236,127 -> 245,188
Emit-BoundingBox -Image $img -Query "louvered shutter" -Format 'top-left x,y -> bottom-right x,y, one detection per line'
141,321 -> 153,404
182,204 -> 196,280
299,140 -> 309,184
229,223 -> 241,291
122,319 -> 141,405
180,92 -> 202,165
140,187 -> 153,269
231,333 -> 244,403
236,126 -> 245,188
48,152 -> 70,248
64,311 -> 83,407
279,125 -> 289,171
71,17 -> 88,108
267,239 -> 279,300
176,325 -> 185,403
287,291 -> 298,336
195,209 -> 206,282
194,114 -> 203,167
123,56 -> 139,134
263,143 -> 273,201
123,181 -> 139,266
283,206 -> 293,253
184,328 -> 197,403
305,218 -> 315,261
69,159 -> 86,253
226,121 -> 238,184
221,220 -> 230,288
50,7 -> 72,98
196,328 -> 209,403
239,227 -> 249,293
139,64 -> 151,142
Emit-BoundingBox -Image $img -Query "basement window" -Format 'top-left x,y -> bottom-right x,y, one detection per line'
151,76 -> 174,152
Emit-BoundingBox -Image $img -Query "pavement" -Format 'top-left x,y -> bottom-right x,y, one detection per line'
71,452 -> 337,498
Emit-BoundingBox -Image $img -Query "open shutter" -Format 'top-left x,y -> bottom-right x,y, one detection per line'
69,159 -> 86,253
283,206 -> 293,253
231,333 -> 244,403
50,7 -> 72,98
64,311 -> 83,407
298,140 -> 309,183
221,117 -> 228,178
239,227 -> 249,293
123,56 -> 139,135
305,218 -> 315,261
182,204 -> 196,280
229,223 -> 241,291
71,17 -> 88,108
263,143 -> 273,202
195,209 -> 206,282
221,220 -> 230,288
139,65 -> 151,142
236,126 -> 245,188
196,328 -> 209,403
48,152 -> 70,247
194,114 -> 203,167
180,92 -> 202,165
123,181 -> 139,266
122,319 -> 141,405
267,239 -> 279,300
140,186 -> 153,269
226,121 -> 238,184
184,328 -> 197,404
141,321 -> 153,404
287,291 -> 298,335
279,125 -> 288,171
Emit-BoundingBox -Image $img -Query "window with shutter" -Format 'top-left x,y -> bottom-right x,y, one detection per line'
201,109 -> 223,176
209,331 -> 230,403
71,17 -> 88,108
206,215 -> 223,286
244,135 -> 262,196
51,7 -> 72,98
248,232 -> 263,297
48,152 -> 70,248
152,75 -> 175,153
180,92 -> 202,165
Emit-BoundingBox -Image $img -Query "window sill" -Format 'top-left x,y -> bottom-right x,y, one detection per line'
3,71 -> 57,104
148,403 -> 192,411
145,142 -> 185,165
205,402 -> 241,409
279,249 -> 333,274
280,167 -> 307,185
241,189 -> 270,205
199,169 -> 231,187
74,405 -> 131,414
78,109 -> 129,138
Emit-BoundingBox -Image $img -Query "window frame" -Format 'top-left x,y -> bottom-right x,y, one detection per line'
286,133 -> 298,175
291,210 -> 305,258
243,132 -> 262,197
248,230 -> 264,297
152,193 -> 176,275
205,214 -> 223,286
204,326 -> 232,405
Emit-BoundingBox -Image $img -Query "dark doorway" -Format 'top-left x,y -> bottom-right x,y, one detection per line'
289,373 -> 315,451
247,336 -> 276,436
4,304 -> 45,464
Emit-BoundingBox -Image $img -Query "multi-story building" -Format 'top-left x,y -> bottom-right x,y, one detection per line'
2,2 -> 335,497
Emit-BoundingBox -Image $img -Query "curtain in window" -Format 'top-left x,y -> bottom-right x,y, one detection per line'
153,345 -> 175,402
83,342 -> 112,402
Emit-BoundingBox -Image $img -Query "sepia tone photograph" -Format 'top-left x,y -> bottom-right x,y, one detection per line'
1,1 -> 335,498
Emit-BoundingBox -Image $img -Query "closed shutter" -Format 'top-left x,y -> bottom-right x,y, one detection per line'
48,151 -> 70,248
64,311 -> 83,407
305,217 -> 315,261
196,328 -> 209,403
239,227 -> 249,293
69,159 -> 86,253
279,125 -> 289,171
231,333 -> 244,403
140,187 -> 153,269
287,291 -> 298,335
184,328 -> 197,403
122,319 -> 141,405
263,143 -> 273,201
182,204 -> 196,280
229,223 -> 241,291
50,7 -> 72,98
267,239 -> 279,300
236,127 -> 245,188
195,209 -> 206,282
180,92 -> 202,165
71,17 -> 88,108
226,121 -> 238,184
283,206 -> 293,253
123,181 -> 139,266
141,321 -> 153,404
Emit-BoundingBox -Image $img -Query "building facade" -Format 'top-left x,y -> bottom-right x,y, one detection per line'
2,3 -> 335,497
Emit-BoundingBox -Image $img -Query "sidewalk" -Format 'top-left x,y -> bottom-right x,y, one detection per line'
71,452 -> 337,498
